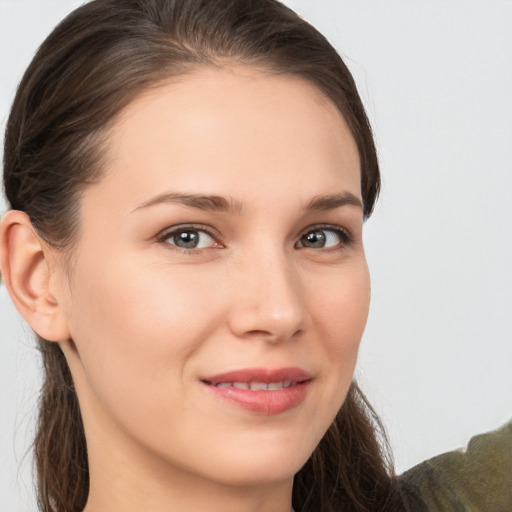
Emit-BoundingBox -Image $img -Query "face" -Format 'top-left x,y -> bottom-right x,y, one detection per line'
56,67 -> 370,489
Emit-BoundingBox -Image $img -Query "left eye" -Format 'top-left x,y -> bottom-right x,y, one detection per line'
163,228 -> 216,250
297,227 -> 348,249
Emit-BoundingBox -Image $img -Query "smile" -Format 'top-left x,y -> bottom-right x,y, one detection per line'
211,380 -> 297,390
201,367 -> 312,415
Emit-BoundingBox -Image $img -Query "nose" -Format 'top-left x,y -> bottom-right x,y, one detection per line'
227,247 -> 307,343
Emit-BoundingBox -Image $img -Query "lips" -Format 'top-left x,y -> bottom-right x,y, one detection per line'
201,367 -> 312,415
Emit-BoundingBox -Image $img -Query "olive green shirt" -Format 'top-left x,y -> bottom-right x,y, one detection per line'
401,421 -> 512,512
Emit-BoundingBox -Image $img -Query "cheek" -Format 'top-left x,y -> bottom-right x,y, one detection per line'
307,259 -> 370,417
64,255 -> 222,420
311,259 -> 370,355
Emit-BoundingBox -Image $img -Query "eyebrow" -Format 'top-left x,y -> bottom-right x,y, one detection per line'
131,192 -> 244,215
131,190 -> 363,215
305,192 -> 363,212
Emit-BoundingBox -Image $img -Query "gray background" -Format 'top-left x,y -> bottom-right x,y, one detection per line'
1,1 -> 511,510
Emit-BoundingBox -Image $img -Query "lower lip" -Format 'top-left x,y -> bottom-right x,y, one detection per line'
203,381 -> 310,415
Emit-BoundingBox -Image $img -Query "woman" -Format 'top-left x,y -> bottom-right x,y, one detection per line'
0,1 -> 508,512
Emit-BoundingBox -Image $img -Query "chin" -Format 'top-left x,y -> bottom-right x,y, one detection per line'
191,435 -> 317,488
207,459 -> 302,488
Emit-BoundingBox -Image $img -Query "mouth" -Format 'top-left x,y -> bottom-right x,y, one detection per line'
201,367 -> 312,415
207,380 -> 299,390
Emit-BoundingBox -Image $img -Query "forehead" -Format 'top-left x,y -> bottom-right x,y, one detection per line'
91,66 -> 361,211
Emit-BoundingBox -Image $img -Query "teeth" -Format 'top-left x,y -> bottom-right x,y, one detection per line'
250,381 -> 268,391
214,381 -> 297,390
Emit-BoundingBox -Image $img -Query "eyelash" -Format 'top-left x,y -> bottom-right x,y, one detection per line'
156,223 -> 221,255
296,224 -> 353,252
157,223 -> 352,255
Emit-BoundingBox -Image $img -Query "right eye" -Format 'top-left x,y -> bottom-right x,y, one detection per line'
160,227 -> 218,250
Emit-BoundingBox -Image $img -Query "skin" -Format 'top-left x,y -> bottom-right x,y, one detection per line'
1,66 -> 370,512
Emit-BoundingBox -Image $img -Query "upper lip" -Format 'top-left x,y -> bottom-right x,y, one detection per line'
202,367 -> 312,384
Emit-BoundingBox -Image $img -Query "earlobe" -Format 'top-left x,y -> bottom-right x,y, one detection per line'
0,210 -> 71,342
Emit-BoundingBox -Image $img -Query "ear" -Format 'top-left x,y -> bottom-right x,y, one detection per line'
0,210 -> 71,342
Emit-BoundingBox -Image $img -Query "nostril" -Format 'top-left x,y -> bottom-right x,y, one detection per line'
242,328 -> 303,343
247,329 -> 274,337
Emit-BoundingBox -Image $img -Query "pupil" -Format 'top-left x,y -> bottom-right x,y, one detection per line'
175,231 -> 199,248
304,230 -> 326,248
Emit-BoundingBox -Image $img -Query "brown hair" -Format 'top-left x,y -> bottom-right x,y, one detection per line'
3,1 -> 420,511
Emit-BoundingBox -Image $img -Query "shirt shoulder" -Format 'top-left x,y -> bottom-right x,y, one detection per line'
400,421 -> 512,512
